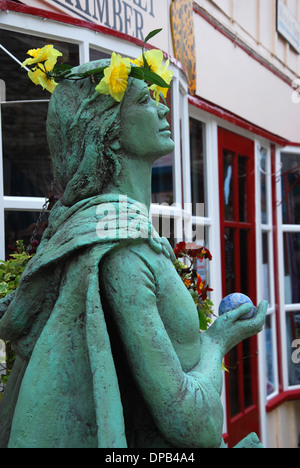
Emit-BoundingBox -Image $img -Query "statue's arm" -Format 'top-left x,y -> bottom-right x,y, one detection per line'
0,292 -> 16,320
100,248 -> 224,448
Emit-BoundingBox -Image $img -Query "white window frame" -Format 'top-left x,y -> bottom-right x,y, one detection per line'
255,139 -> 278,401
277,145 -> 300,392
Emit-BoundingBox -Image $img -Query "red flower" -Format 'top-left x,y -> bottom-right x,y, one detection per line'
173,241 -> 189,258
196,275 -> 213,301
174,242 -> 212,261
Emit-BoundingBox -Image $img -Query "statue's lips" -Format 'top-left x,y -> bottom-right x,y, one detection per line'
159,126 -> 170,132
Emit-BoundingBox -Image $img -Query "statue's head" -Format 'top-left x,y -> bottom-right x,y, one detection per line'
47,59 -> 174,206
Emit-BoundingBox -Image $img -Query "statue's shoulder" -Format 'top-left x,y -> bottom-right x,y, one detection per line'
99,240 -> 174,292
100,242 -> 157,274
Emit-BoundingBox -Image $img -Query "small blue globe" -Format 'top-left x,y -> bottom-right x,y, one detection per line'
218,293 -> 256,321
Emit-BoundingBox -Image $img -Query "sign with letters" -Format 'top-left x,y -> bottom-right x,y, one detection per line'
41,0 -> 169,43
277,0 -> 300,54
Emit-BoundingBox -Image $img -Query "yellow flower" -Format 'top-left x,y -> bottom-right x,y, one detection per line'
95,52 -> 131,102
149,59 -> 173,105
22,45 -> 62,93
28,66 -> 58,94
131,49 -> 163,74
22,44 -> 62,69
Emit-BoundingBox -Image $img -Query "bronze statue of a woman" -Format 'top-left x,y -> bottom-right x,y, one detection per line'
0,55 -> 267,448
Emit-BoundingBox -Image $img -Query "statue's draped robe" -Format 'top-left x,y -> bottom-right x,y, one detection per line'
0,195 -> 175,448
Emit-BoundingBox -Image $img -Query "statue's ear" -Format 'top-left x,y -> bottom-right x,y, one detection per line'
110,140 -> 121,151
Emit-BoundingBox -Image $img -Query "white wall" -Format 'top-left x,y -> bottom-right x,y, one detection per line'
193,11 -> 300,143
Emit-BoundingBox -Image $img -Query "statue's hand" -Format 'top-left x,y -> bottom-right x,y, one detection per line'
205,300 -> 267,357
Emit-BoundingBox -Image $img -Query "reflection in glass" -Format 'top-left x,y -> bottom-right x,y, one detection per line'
151,215 -> 175,248
265,315 -> 276,396
228,345 -> 241,417
283,232 -> 300,304
259,147 -> 268,224
240,230 -> 249,296
243,338 -> 253,408
262,232 -> 271,304
89,49 -> 111,61
190,118 -> 206,216
151,89 -> 173,205
238,156 -> 248,222
281,153 -> 300,225
4,210 -> 49,259
223,151 -> 234,220
0,29 -> 79,102
2,102 -> 55,198
151,154 -> 174,204
286,311 -> 300,386
224,227 -> 235,294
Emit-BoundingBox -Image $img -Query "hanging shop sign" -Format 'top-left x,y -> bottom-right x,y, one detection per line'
41,0 -> 169,42
170,0 -> 196,94
277,0 -> 300,54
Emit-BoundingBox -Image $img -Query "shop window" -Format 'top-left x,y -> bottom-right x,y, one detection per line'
2,101 -> 52,198
0,29 -> 79,257
0,30 -> 79,102
189,118 -> 206,216
265,314 -> 276,396
286,311 -> 300,386
151,87 -> 174,205
281,152 -> 300,225
89,48 -> 111,61
283,232 -> 300,304
258,145 -> 277,397
280,151 -> 300,388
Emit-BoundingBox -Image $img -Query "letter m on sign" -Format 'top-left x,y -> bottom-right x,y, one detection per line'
93,0 -> 111,26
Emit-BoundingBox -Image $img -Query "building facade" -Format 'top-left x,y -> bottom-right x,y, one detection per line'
0,0 -> 300,448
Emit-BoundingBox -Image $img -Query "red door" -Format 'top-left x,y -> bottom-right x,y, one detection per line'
218,128 -> 260,448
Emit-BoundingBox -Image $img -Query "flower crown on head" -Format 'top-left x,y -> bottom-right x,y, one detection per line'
22,29 -> 173,105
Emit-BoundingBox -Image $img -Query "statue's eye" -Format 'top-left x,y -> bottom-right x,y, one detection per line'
139,93 -> 150,104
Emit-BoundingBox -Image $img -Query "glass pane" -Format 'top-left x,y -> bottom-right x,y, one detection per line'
223,150 -> 234,221
240,230 -> 249,296
243,338 -> 253,408
283,232 -> 300,304
0,30 -> 79,101
89,48 -> 111,61
151,88 -> 173,205
195,227 -> 211,285
286,311 -> 300,386
2,102 -> 56,197
151,215 -> 176,248
190,118 -> 206,216
265,315 -> 276,396
4,210 -> 48,259
238,156 -> 248,222
151,153 -> 174,204
262,232 -> 271,304
224,227 -> 235,294
281,152 -> 300,225
228,345 -> 241,417
259,147 -> 268,224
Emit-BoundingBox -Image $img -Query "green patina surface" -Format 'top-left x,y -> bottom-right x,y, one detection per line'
0,61 -> 267,448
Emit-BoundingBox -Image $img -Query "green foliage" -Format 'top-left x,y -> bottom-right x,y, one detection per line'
0,240 -> 33,396
0,240 -> 33,299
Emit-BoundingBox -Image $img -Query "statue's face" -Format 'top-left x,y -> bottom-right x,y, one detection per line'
119,79 -> 175,160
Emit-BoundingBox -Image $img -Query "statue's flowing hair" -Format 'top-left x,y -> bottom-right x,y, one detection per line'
47,59 -> 130,206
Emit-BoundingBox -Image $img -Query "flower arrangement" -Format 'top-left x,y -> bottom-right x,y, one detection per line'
174,241 -> 214,331
22,29 -> 173,104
